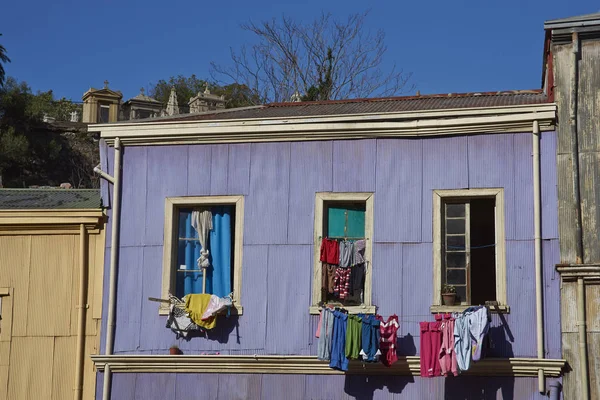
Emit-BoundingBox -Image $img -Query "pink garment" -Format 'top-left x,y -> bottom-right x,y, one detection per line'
377,315 -> 399,367
316,309 -> 323,338
420,315 -> 443,377
439,316 -> 459,376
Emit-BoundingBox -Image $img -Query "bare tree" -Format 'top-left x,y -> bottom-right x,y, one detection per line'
210,12 -> 413,104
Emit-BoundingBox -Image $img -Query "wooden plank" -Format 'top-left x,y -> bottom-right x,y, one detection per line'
245,143 -> 290,245
0,236 -> 30,337
52,336 -> 76,400
577,40 -> 600,153
227,143 -> 251,195
27,235 -> 74,337
210,144 -> 229,195
287,141 -> 333,245
579,152 -> 600,263
114,246 -> 144,352
120,146 -> 148,247
92,231 -> 106,320
557,153 -> 578,263
588,332 -> 600,400
553,44 -> 573,155
0,366 -> 7,400
144,145 -> 189,246
421,136 -> 469,243
266,245 -> 312,354
586,284 -> 600,332
7,337 -> 54,400
332,139 -> 376,192
187,144 -> 212,196
375,138 -> 422,242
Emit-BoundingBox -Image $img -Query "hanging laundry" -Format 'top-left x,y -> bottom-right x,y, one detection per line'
334,268 -> 351,299
200,294 -> 232,320
165,295 -> 204,338
378,315 -> 399,367
345,315 -> 363,360
191,209 -> 213,268
185,293 -> 217,330
321,263 -> 336,294
329,310 -> 350,371
420,315 -> 443,377
353,239 -> 366,266
317,308 -> 335,361
454,312 -> 472,372
338,240 -> 353,268
469,307 -> 490,362
320,238 -> 340,265
359,314 -> 381,362
439,315 -> 458,377
348,263 -> 365,302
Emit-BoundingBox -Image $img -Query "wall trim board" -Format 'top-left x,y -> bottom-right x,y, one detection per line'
93,104 -> 556,146
0,209 -> 105,232
91,355 -> 567,377
556,264 -> 600,282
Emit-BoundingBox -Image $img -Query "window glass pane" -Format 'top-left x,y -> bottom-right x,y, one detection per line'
446,235 -> 465,249
446,218 -> 465,234
446,253 -> 466,269
327,206 -> 346,237
346,208 -> 365,238
455,286 -> 467,304
446,269 -> 466,285
446,203 -> 465,218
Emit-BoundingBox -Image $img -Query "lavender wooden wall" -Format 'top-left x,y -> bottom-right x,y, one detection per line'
98,132 -> 560,360
95,372 -> 561,399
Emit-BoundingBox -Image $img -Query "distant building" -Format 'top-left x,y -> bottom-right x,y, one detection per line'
188,86 -> 226,113
82,81 -> 123,123
121,88 -> 163,120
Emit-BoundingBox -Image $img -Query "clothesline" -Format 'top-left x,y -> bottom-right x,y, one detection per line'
446,243 -> 496,250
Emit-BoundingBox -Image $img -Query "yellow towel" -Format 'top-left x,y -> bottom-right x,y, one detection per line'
185,294 -> 217,330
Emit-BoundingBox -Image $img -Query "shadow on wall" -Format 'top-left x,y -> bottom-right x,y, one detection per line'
344,375 -> 414,400
181,315 -> 240,344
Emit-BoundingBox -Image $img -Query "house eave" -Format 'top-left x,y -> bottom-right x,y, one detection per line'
91,103 -> 556,146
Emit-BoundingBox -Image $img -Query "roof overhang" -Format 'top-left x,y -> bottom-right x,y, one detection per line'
91,103 -> 556,146
0,209 -> 105,234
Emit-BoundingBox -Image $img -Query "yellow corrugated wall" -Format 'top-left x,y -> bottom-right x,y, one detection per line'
0,222 -> 105,400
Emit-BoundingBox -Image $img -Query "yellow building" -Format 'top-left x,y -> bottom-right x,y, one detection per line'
0,189 -> 105,400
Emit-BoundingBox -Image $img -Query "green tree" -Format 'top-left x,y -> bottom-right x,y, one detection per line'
0,34 -> 10,87
148,75 -> 259,110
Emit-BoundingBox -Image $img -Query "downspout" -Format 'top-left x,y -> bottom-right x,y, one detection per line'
94,137 -> 122,400
532,120 -> 545,393
569,31 -> 590,400
73,224 -> 88,400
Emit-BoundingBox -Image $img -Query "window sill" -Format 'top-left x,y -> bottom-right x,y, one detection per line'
309,305 -> 376,315
429,304 -> 510,314
158,304 -> 243,316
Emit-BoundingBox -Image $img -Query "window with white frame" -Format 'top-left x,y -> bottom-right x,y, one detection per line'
160,196 -> 244,315
432,189 -> 507,310
311,192 -> 374,314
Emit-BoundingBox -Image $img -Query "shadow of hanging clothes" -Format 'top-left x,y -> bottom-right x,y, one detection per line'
179,315 -> 240,344
397,333 -> 418,356
344,374 -> 414,400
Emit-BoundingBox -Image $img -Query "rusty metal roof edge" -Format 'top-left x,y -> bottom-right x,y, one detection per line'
544,12 -> 600,30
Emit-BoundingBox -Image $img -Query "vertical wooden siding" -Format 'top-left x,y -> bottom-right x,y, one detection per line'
107,133 -> 560,363
96,372 -> 557,399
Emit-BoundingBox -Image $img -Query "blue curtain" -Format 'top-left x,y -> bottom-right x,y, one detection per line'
207,206 -> 232,297
177,211 -> 202,297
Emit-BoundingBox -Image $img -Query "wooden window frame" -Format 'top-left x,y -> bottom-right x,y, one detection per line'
431,189 -> 509,313
310,192 -> 375,315
160,196 -> 244,316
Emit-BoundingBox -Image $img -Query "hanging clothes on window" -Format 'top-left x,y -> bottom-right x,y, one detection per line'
321,263 -> 336,294
185,293 -> 217,330
378,314 -> 399,367
345,314 -> 363,360
329,310 -> 350,371
191,209 -> 213,269
334,268 -> 351,299
320,238 -> 339,265
165,295 -> 204,338
359,314 -> 381,362
439,315 -> 459,376
338,240 -> 353,268
317,307 -> 335,361
200,294 -> 232,320
469,307 -> 490,362
353,239 -> 366,266
420,315 -> 443,377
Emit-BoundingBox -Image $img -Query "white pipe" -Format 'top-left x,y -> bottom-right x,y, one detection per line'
102,137 -> 122,400
73,224 -> 88,400
577,277 -> 590,400
94,165 -> 115,184
102,364 -> 111,400
532,120 -> 545,393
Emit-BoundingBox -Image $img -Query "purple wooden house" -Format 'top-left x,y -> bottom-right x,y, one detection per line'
90,91 -> 566,399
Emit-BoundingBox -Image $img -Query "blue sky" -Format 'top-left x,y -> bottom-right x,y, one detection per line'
1,0 -> 597,102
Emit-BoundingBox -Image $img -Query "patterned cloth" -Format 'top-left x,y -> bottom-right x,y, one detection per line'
165,296 -> 204,338
334,268 -> 351,299
378,314 -> 399,367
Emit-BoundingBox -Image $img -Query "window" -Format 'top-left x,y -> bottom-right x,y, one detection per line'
160,196 -> 244,315
432,189 -> 507,312
98,104 -> 110,123
311,192 -> 374,314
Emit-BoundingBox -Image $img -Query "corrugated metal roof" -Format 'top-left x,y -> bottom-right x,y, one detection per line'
545,12 -> 600,30
0,189 -> 102,209
148,90 -> 548,123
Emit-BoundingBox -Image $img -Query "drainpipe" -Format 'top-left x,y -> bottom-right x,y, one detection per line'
73,224 -> 88,400
569,31 -> 590,400
532,120 -> 545,393
94,137 -> 122,400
